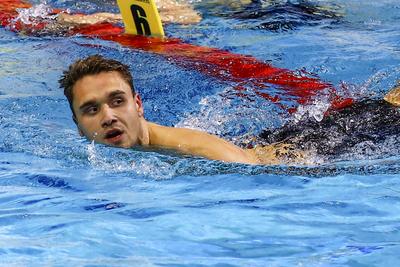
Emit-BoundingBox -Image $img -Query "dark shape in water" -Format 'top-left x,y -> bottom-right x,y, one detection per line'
259,99 -> 400,159
28,174 -> 79,191
213,0 -> 342,31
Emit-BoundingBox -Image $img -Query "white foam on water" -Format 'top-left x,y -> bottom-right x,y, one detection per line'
15,2 -> 58,26
86,141 -> 176,180
175,86 -> 277,142
293,97 -> 331,123
175,93 -> 231,136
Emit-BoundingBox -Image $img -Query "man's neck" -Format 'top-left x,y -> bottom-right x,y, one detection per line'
146,122 -> 168,147
137,119 -> 151,146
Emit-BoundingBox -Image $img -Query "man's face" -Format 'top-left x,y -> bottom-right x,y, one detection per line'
72,71 -> 144,148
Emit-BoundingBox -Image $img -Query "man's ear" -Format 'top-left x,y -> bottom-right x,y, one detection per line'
72,116 -> 84,136
135,94 -> 144,117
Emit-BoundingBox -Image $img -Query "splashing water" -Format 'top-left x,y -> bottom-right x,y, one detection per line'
176,86 -> 278,142
87,140 -> 97,164
293,97 -> 331,122
15,2 -> 58,25
86,140 -> 177,179
176,93 -> 232,135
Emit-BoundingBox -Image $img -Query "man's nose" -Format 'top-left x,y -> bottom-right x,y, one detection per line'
101,105 -> 117,128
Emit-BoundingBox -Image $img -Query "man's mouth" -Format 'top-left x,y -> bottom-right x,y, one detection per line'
104,129 -> 124,144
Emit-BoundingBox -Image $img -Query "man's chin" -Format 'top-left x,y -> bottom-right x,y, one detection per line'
103,140 -> 127,148
90,135 -> 134,148
103,139 -> 134,149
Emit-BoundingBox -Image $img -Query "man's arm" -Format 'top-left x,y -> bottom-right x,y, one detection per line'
146,123 -> 309,165
57,0 -> 201,25
147,123 -> 260,164
57,12 -> 122,25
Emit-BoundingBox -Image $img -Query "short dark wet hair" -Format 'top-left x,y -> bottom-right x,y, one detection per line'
59,54 -> 135,116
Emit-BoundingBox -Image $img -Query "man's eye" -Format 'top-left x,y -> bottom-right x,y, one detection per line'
85,106 -> 98,115
112,98 -> 124,106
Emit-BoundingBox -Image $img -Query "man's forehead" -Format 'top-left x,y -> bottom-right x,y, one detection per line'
76,71 -> 129,88
72,72 -> 133,107
74,72 -> 130,93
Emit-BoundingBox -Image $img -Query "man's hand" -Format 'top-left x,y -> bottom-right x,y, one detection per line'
246,143 -> 309,165
384,84 -> 400,107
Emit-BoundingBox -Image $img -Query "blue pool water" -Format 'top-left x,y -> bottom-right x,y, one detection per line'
1,0 -> 400,266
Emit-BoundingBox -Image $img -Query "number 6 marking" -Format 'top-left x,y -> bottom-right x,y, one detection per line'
130,4 -> 151,36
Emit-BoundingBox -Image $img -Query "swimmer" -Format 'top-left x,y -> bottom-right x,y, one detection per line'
258,84 -> 400,161
14,0 -> 201,37
57,0 -> 202,25
59,55 -> 294,165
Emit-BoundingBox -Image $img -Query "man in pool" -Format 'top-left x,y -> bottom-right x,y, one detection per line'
12,0 -> 201,36
59,55 -> 296,165
60,55 -> 400,165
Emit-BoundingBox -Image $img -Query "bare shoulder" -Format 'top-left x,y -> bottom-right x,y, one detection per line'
148,123 -> 218,145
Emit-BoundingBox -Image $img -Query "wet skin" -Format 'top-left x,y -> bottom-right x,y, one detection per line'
72,71 -> 148,148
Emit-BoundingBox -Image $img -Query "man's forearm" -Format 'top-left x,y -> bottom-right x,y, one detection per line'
57,0 -> 201,25
57,12 -> 122,25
